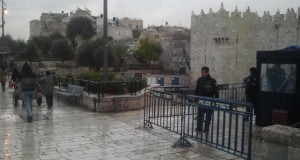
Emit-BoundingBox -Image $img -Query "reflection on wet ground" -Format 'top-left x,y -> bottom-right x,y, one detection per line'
0,88 -> 242,160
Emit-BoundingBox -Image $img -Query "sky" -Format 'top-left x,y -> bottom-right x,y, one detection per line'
4,0 -> 300,40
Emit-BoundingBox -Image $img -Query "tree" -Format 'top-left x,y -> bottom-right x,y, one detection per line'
30,36 -> 51,57
0,35 -> 26,57
93,45 -> 116,71
133,38 -> 163,67
50,39 -> 74,64
112,42 -> 129,71
66,17 -> 96,46
76,38 -> 117,70
169,30 -> 191,71
48,32 -> 65,41
20,41 -> 41,64
14,39 -> 26,51
76,39 -> 101,68
158,29 -> 191,73
30,33 -> 65,58
132,29 -> 141,39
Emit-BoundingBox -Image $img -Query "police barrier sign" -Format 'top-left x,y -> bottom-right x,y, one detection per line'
164,87 -> 190,92
198,98 -> 231,110
151,91 -> 173,100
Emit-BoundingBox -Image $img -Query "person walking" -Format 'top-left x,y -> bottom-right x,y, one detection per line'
195,66 -> 219,132
244,67 -> 258,120
19,63 -> 38,123
11,67 -> 20,83
11,67 -> 21,107
0,66 -> 7,92
39,71 -> 54,109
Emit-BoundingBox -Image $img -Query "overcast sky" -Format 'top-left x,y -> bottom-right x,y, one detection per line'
5,0 -> 300,40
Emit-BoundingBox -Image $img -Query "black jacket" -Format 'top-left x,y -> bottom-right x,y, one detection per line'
244,75 -> 258,95
11,69 -> 20,82
195,75 -> 219,98
19,72 -> 38,92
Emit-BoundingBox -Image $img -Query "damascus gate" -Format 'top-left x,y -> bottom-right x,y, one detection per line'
190,3 -> 300,84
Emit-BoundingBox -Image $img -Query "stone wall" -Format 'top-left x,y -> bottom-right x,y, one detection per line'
108,25 -> 133,41
252,125 -> 300,160
191,3 -> 300,84
56,84 -> 159,112
56,91 -> 145,112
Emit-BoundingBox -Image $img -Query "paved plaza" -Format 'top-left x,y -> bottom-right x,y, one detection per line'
0,88 -> 243,160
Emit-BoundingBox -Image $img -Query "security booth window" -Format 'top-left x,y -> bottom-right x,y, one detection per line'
260,63 -> 296,94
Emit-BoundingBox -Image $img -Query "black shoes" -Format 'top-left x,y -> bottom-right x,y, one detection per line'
27,117 -> 32,123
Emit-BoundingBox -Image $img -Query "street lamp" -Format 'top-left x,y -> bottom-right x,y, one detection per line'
103,0 -> 108,81
1,0 -> 6,40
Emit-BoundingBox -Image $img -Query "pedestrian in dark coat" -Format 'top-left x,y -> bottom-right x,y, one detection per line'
11,67 -> 20,83
195,66 -> 219,132
0,66 -> 7,91
39,71 -> 54,109
19,63 -> 38,123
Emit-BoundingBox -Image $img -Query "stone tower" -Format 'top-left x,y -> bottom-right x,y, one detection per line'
190,3 -> 300,84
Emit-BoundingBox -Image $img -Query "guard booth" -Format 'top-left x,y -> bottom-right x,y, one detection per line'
256,47 -> 300,127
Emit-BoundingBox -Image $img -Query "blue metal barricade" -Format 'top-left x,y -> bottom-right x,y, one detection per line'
140,89 -> 253,160
183,95 -> 252,159
218,83 -> 246,101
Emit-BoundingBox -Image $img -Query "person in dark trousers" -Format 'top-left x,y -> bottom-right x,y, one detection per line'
19,63 -> 38,123
0,66 -> 7,91
195,66 -> 219,132
11,68 -> 21,107
39,71 -> 54,109
244,67 -> 258,120
11,67 -> 20,83
36,89 -> 42,106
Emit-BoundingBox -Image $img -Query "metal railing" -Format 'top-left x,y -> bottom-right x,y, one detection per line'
218,83 -> 246,101
6,70 -> 144,98
52,76 -> 142,98
153,83 -> 246,101
184,95 -> 252,159
140,89 -> 252,160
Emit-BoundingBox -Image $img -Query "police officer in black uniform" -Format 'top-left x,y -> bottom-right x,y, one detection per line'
195,66 -> 219,132
244,67 -> 258,120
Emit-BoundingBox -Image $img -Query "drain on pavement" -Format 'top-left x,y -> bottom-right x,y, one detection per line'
19,113 -> 50,121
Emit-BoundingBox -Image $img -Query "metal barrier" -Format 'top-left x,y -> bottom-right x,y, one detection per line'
218,83 -> 246,101
184,95 -> 252,159
140,89 -> 252,160
141,89 -> 183,134
156,83 -> 246,101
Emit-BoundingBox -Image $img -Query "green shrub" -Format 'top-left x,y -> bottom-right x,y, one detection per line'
76,72 -> 116,82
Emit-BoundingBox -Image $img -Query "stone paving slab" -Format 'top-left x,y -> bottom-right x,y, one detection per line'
0,88 -> 243,160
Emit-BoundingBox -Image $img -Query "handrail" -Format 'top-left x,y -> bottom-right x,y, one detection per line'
52,75 -> 142,98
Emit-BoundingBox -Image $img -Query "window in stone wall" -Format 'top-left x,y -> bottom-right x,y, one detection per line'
214,37 -> 230,45
260,63 -> 296,94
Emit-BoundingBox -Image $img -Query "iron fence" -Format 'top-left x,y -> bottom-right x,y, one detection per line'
157,83 -> 246,101
140,89 -> 252,160
52,76 -> 142,98
184,95 -> 252,159
217,83 -> 246,101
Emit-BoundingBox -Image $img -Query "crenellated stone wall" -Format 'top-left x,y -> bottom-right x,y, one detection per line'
191,3 -> 300,84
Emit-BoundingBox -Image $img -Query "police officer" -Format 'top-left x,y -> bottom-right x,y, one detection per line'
195,66 -> 219,132
244,67 -> 258,120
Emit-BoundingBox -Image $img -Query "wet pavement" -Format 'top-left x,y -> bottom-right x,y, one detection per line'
0,88 -> 243,160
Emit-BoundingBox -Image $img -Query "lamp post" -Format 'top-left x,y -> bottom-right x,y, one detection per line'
1,0 -> 4,40
103,0 -> 108,81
